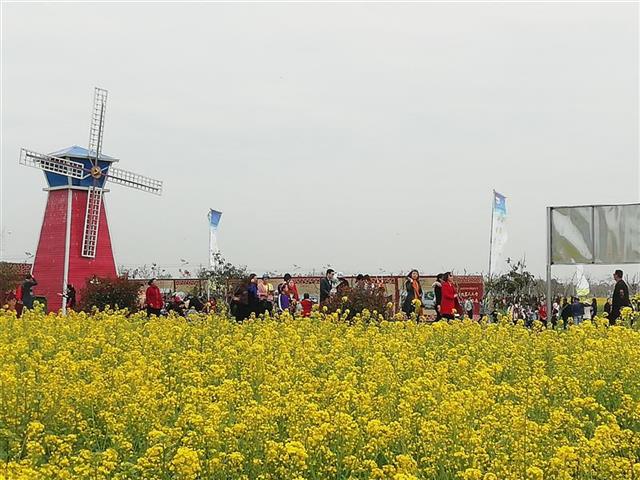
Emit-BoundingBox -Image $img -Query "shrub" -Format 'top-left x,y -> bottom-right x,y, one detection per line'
0,262 -> 24,305
324,285 -> 390,319
79,276 -> 143,312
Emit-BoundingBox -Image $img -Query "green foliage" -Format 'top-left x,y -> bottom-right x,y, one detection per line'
198,252 -> 247,300
323,285 -> 390,320
485,259 -> 544,308
79,277 -> 143,312
486,260 -> 534,295
0,262 -> 24,304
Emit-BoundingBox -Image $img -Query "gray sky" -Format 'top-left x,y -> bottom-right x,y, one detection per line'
1,2 -> 638,279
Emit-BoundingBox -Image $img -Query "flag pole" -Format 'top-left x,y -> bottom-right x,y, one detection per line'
488,190 -> 495,280
208,210 -> 213,268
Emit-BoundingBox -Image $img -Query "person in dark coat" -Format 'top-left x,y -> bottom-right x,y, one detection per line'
319,269 -> 335,304
402,269 -> 423,317
610,269 -> 631,325
231,280 -> 250,321
560,298 -> 572,329
65,284 -> 76,310
21,274 -> 38,310
246,274 -> 260,316
167,293 -> 187,316
432,273 -> 444,321
590,298 -> 598,319
571,297 -> 585,325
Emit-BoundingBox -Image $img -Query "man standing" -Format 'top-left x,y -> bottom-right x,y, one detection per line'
21,274 -> 38,310
610,269 -> 631,325
320,269 -> 335,304
571,297 -> 584,325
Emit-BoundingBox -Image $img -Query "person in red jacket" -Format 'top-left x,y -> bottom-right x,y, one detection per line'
283,273 -> 299,301
145,278 -> 164,316
300,293 -> 314,317
440,272 -> 459,320
538,302 -> 548,327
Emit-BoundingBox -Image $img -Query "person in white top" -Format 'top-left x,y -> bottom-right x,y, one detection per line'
463,298 -> 473,319
584,301 -> 592,320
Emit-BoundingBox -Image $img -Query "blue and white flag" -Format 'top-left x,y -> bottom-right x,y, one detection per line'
490,191 -> 508,275
208,209 -> 222,267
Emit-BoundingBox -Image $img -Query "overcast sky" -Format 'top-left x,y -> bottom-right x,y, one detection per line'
1,2 -> 638,280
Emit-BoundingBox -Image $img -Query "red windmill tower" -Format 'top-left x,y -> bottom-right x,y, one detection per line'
19,87 -> 163,312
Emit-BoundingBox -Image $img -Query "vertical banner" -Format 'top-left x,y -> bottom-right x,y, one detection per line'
208,209 -> 222,267
489,191 -> 508,276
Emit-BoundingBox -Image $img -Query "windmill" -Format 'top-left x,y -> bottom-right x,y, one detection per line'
19,87 -> 163,313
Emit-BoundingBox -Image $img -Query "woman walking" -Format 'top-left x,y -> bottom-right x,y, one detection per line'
440,272 -> 459,320
402,269 -> 423,317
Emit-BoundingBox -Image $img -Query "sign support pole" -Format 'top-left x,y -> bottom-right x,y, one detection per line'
546,207 -> 552,323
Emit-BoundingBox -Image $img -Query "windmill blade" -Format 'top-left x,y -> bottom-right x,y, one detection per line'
87,87 -> 108,164
81,184 -> 104,258
104,166 -> 163,195
19,148 -> 85,179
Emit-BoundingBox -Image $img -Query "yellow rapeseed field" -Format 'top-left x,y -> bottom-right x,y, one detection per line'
1,306 -> 639,480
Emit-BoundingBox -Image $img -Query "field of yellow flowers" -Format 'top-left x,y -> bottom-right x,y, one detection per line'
1,307 -> 640,480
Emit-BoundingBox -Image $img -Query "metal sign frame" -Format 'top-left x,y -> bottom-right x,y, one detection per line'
546,203 -> 640,317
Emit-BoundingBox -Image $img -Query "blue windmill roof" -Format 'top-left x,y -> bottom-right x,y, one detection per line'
49,145 -> 118,162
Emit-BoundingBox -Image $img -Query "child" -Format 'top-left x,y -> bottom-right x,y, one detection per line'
278,283 -> 291,313
300,293 -> 314,317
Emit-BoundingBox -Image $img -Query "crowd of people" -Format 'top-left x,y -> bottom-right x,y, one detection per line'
224,269 -> 406,321
5,267 -> 637,328
223,269 -> 466,322
229,270 -> 338,321
495,269 -> 636,328
143,278 -> 211,317
216,268 -> 637,326
4,274 -> 77,317
402,270 -> 465,320
3,274 -> 77,316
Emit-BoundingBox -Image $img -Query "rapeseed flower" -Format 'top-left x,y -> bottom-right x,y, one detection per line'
0,308 -> 639,479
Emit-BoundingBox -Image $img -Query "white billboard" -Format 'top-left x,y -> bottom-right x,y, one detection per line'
550,203 -> 640,265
